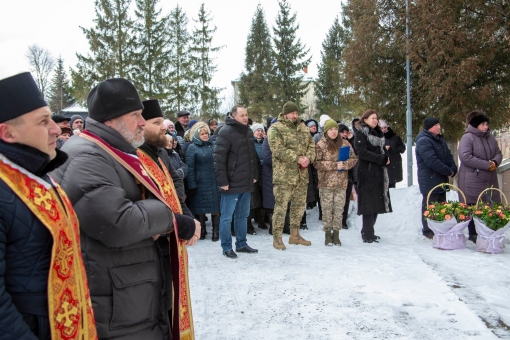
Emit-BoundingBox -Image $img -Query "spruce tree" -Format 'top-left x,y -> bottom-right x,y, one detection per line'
238,4 -> 276,122
315,17 -> 354,121
132,0 -> 170,102
189,3 -> 222,118
48,57 -> 75,114
72,0 -> 136,102
166,5 -> 193,114
271,0 -> 311,108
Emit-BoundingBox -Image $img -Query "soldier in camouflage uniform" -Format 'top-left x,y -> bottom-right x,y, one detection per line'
268,102 -> 316,250
314,119 -> 357,246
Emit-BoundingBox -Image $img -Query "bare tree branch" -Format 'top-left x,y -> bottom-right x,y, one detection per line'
26,45 -> 55,99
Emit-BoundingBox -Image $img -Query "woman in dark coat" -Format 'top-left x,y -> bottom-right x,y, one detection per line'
355,109 -> 392,243
186,123 -> 221,241
458,110 -> 503,242
379,120 -> 406,188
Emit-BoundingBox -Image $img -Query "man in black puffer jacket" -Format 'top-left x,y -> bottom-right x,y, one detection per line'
214,105 -> 259,259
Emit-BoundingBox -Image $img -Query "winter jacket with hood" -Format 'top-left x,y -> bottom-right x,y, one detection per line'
213,116 -> 258,194
354,123 -> 392,215
458,125 -> 502,204
51,118 -> 197,340
186,127 -> 221,214
415,129 -> 457,195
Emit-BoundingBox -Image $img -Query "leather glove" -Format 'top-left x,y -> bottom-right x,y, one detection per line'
489,161 -> 497,172
188,188 -> 198,197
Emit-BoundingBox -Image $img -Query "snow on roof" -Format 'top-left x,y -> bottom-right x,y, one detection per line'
61,102 -> 88,113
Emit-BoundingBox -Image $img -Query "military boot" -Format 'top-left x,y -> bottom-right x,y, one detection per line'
273,236 -> 286,250
289,228 -> 311,246
332,230 -> 341,246
197,214 -> 207,240
325,231 -> 333,246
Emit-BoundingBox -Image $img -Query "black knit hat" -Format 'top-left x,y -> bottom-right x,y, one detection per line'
282,101 -> 299,115
338,124 -> 349,132
87,78 -> 143,122
0,72 -> 47,123
142,99 -> 163,121
424,117 -> 440,130
467,110 -> 490,128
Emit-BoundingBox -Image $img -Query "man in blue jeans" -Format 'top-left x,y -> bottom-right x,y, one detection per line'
214,105 -> 259,258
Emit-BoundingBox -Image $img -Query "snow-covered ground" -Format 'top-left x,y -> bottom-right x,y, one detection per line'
187,151 -> 510,339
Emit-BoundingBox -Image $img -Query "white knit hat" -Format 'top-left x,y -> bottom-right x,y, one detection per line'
251,123 -> 264,133
319,115 -> 332,128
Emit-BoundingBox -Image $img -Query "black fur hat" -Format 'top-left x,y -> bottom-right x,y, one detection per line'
466,110 -> 490,128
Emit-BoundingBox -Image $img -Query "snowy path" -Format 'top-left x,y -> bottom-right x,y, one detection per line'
187,186 -> 510,339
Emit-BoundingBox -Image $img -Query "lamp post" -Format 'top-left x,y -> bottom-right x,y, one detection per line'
406,0 -> 413,186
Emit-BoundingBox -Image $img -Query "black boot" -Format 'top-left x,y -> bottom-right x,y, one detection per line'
256,209 -> 268,229
197,214 -> 206,240
231,218 -> 236,237
300,211 -> 308,230
211,214 -> 220,242
247,210 -> 257,235
267,212 -> 273,235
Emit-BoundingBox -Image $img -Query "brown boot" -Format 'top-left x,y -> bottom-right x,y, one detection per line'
332,230 -> 341,246
289,228 -> 311,246
325,231 -> 333,246
273,237 -> 286,250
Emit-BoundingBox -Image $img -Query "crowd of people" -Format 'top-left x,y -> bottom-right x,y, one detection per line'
0,72 -> 503,339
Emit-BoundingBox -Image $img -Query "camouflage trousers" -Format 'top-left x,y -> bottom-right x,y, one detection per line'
272,183 -> 308,239
319,188 -> 346,231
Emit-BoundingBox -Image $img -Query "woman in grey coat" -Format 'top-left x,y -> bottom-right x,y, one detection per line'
458,110 -> 503,242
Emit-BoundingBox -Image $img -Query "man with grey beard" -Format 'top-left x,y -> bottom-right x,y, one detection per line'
51,78 -> 197,339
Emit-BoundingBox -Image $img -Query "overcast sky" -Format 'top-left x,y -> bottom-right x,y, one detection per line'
0,0 -> 344,103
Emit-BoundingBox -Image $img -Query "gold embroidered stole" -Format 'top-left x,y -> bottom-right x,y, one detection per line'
0,156 -> 97,340
78,131 -> 194,340
137,150 -> 195,340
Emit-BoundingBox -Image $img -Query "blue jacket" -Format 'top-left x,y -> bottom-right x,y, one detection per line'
0,141 -> 68,340
254,137 -> 264,165
415,129 -> 457,195
186,135 -> 221,214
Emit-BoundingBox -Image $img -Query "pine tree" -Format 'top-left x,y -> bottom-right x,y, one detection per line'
189,3 -> 222,118
48,57 -> 75,113
132,0 -> 170,102
71,0 -> 136,102
238,4 -> 276,122
315,17 -> 355,121
166,5 -> 193,114
271,0 -> 311,108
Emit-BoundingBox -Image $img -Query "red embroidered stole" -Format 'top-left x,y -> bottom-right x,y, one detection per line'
79,131 -> 194,340
0,155 -> 97,340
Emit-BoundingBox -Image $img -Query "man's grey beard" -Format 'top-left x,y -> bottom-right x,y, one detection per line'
144,129 -> 167,148
116,119 -> 145,148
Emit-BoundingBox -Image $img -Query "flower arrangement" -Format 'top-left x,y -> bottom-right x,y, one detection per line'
424,201 -> 471,222
473,203 -> 510,231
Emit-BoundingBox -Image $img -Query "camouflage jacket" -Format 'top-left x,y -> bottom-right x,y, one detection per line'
268,113 -> 316,186
314,136 -> 357,190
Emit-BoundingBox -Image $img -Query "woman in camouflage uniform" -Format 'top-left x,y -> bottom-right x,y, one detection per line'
314,119 -> 358,246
